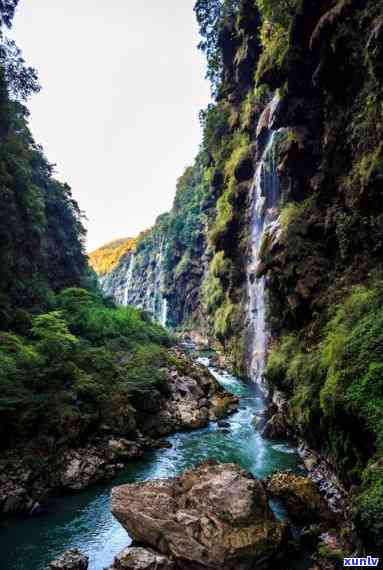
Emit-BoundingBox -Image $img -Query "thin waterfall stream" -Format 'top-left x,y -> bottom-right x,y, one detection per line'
123,254 -> 135,307
246,127 -> 280,390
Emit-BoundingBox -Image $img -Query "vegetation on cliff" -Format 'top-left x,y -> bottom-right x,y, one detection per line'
89,238 -> 136,277
253,0 -> 383,550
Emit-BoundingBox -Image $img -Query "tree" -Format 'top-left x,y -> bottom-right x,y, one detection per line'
0,38 -> 40,99
0,0 -> 19,29
256,0 -> 297,25
194,0 -> 239,95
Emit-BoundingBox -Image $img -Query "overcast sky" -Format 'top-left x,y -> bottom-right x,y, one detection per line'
11,0 -> 211,251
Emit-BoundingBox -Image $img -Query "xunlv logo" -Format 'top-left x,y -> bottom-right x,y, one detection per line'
344,557 -> 380,567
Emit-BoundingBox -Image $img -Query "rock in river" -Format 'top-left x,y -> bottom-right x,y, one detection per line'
49,549 -> 89,570
111,462 -> 287,569
108,546 -> 175,569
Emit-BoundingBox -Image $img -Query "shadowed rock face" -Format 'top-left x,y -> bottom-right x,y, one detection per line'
265,472 -> 335,526
111,462 -> 287,570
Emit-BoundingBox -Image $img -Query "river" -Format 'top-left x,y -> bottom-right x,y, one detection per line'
1,359 -> 309,570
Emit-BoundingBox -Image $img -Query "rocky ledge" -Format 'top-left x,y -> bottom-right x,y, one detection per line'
110,462 -> 288,570
0,350 -> 237,517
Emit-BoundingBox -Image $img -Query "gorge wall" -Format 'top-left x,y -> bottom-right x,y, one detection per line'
91,0 -> 383,552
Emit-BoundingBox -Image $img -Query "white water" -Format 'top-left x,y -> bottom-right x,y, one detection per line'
138,236 -> 168,327
123,253 -> 135,307
161,298 -> 168,328
247,117 -> 281,388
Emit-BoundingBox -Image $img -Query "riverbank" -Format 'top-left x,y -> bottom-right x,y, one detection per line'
2,354 -> 357,570
0,348 -> 237,518
0,359 -> 301,570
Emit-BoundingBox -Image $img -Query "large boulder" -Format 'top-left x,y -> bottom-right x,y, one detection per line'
265,473 -> 334,525
142,357 -> 238,437
49,549 -> 88,570
111,462 -> 287,570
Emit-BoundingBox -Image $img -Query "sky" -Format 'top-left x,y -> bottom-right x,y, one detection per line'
11,0 -> 211,251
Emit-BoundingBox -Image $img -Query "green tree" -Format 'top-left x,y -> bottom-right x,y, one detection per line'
194,0 -> 240,94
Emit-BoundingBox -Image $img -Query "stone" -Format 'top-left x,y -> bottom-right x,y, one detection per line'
111,462 -> 287,569
262,412 -> 288,439
144,359 -> 238,437
61,452 -> 105,491
265,472 -> 334,525
109,547 -> 175,569
108,439 -> 143,460
49,549 -> 89,570
2,486 -> 28,513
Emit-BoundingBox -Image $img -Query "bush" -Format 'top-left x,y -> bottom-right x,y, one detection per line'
0,288 -> 172,445
355,461 -> 383,551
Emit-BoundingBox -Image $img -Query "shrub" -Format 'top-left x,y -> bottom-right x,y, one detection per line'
0,288 -> 172,445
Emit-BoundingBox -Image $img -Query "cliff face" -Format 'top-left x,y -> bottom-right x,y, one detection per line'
92,0 -> 383,551
91,161 -> 211,330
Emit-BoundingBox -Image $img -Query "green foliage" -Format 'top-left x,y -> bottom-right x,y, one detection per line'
200,102 -> 231,162
256,19 -> 289,85
214,298 -> 235,341
0,289 -> 172,445
256,0 -> 299,26
266,335 -> 324,432
0,94 -> 88,313
0,38 -> 41,100
211,251 -> 233,280
355,461 -> 383,550
279,194 -> 317,231
89,238 -> 136,276
209,186 -> 234,245
202,271 -> 224,314
267,282 -> 383,535
319,285 -> 383,453
279,201 -> 303,229
194,0 -> 240,95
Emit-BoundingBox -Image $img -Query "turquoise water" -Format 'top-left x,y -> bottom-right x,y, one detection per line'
0,365 -> 303,570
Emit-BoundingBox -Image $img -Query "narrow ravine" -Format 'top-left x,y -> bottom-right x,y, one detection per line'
1,358 -> 303,570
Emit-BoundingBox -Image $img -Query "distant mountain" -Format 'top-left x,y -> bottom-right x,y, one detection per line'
89,237 -> 136,276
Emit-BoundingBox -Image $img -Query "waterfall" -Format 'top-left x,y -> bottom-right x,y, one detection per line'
161,298 -> 168,328
147,236 -> 168,327
123,253 -> 135,307
247,121 -> 281,388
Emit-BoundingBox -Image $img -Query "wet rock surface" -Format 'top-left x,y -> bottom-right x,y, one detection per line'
49,549 -> 89,570
141,356 -> 238,437
297,444 -> 346,514
108,547 -> 175,570
111,462 -> 287,570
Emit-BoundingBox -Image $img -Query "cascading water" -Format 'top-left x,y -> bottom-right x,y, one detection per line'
119,236 -> 169,327
152,237 -> 168,325
161,298 -> 168,328
123,253 -> 135,307
247,112 -> 281,389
